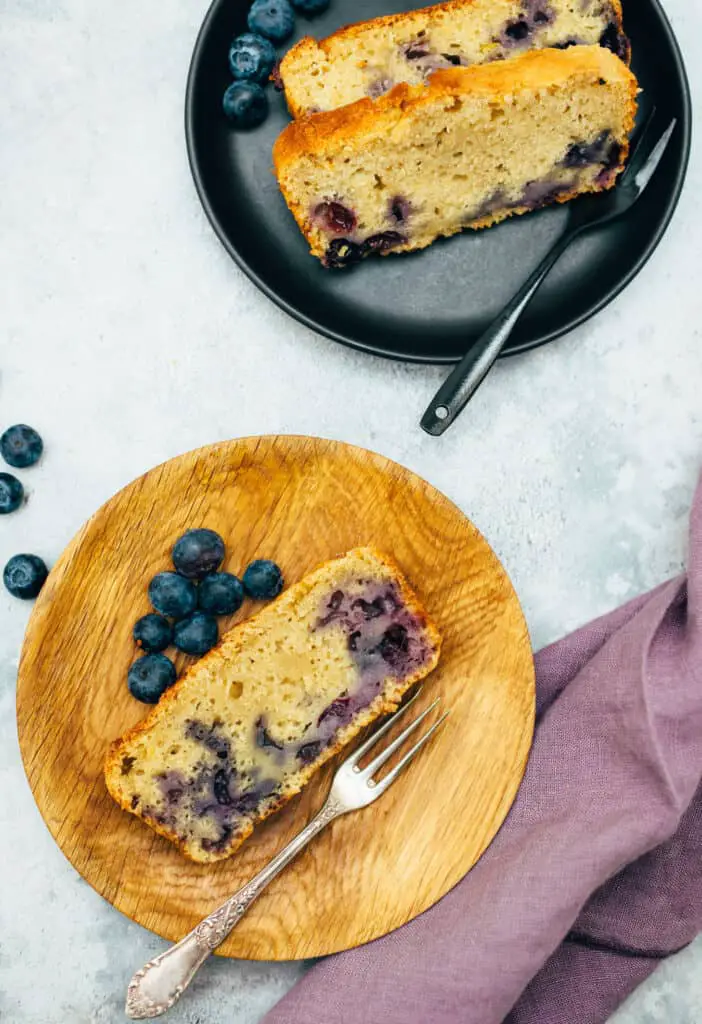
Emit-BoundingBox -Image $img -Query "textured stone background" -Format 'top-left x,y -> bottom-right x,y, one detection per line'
1,0 -> 700,1020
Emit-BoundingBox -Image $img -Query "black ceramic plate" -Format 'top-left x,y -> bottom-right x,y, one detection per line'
186,0 -> 691,363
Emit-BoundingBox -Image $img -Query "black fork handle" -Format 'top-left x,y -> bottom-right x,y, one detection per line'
420,226 -> 577,436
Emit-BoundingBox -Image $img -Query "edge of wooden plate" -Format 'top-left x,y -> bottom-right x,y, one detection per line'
17,435 -> 535,959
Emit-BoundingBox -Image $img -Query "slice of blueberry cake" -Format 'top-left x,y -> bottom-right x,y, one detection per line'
279,0 -> 629,118
105,548 -> 441,863
273,46 -> 637,268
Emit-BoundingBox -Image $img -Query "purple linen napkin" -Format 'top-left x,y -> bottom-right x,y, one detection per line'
263,475 -> 702,1024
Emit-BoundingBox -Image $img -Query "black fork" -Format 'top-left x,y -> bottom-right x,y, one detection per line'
420,113 -> 678,437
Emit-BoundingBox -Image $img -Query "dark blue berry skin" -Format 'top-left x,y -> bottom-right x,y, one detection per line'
128,653 -> 177,704
133,613 -> 173,653
198,573 -> 245,616
291,0 -> 330,13
0,424 -> 43,469
0,473 -> 24,514
174,612 -> 219,656
247,0 -> 295,42
243,559 -> 284,599
3,554 -> 48,599
148,572 -> 197,619
229,33 -> 276,83
172,528 -> 225,580
223,81 -> 269,128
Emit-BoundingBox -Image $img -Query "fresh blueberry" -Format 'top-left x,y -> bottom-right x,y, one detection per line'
133,613 -> 173,653
291,0 -> 330,14
198,572 -> 245,615
0,473 -> 24,515
128,653 -> 177,704
223,81 -> 269,128
0,424 -> 43,469
243,559 -> 284,599
174,612 -> 219,655
247,0 -> 295,43
228,32 -> 276,83
3,554 -> 48,599
172,528 -> 225,580
148,571 -> 197,619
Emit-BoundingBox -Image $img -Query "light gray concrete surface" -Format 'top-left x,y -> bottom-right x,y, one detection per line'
1,1 -> 701,1021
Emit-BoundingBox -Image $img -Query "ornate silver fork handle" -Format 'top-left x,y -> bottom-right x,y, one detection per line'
125,689 -> 446,1019
125,795 -> 344,1020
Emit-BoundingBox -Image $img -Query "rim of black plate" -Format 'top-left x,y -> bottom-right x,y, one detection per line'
184,0 -> 693,365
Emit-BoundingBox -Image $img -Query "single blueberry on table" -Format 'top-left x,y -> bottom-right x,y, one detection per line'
291,0 -> 330,14
243,559 -> 284,599
0,473 -> 24,515
0,424 -> 43,468
133,613 -> 173,653
172,528 -> 225,580
174,612 -> 219,655
148,571 -> 197,619
247,0 -> 295,43
128,653 -> 177,704
198,572 -> 245,616
223,81 -> 269,129
4,554 -> 48,599
228,33 -> 277,83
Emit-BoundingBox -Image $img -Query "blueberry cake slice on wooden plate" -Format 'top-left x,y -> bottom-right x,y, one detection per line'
105,548 -> 442,863
273,46 -> 638,268
279,0 -> 630,117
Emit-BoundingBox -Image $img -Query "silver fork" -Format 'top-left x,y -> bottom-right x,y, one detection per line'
420,112 -> 679,436
125,692 -> 448,1019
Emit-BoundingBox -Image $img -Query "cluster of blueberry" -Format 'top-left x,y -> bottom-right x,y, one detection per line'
0,425 -> 49,601
222,0 -> 329,129
129,527 -> 284,704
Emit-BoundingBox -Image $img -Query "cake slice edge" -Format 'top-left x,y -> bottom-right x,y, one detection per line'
273,46 -> 639,265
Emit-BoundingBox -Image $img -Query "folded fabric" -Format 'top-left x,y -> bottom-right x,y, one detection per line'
263,474 -> 702,1024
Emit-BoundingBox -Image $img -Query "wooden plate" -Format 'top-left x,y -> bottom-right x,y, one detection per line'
17,436 -> 534,960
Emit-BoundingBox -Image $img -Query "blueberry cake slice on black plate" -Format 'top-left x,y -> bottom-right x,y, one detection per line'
279,0 -> 630,117
273,46 -> 638,267
105,547 -> 442,863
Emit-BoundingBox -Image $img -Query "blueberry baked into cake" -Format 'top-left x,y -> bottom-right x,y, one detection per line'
273,46 -> 637,268
279,0 -> 629,118
105,548 -> 441,863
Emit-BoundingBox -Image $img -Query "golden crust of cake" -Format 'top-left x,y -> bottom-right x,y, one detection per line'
280,0 -> 629,117
273,46 -> 638,263
275,46 -> 636,166
105,547 -> 442,863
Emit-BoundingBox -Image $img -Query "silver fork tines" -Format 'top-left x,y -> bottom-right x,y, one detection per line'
353,697 -> 443,784
633,118 -> 677,192
125,691 -> 447,1020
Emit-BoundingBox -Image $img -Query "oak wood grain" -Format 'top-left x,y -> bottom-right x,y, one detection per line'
17,435 -> 534,960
